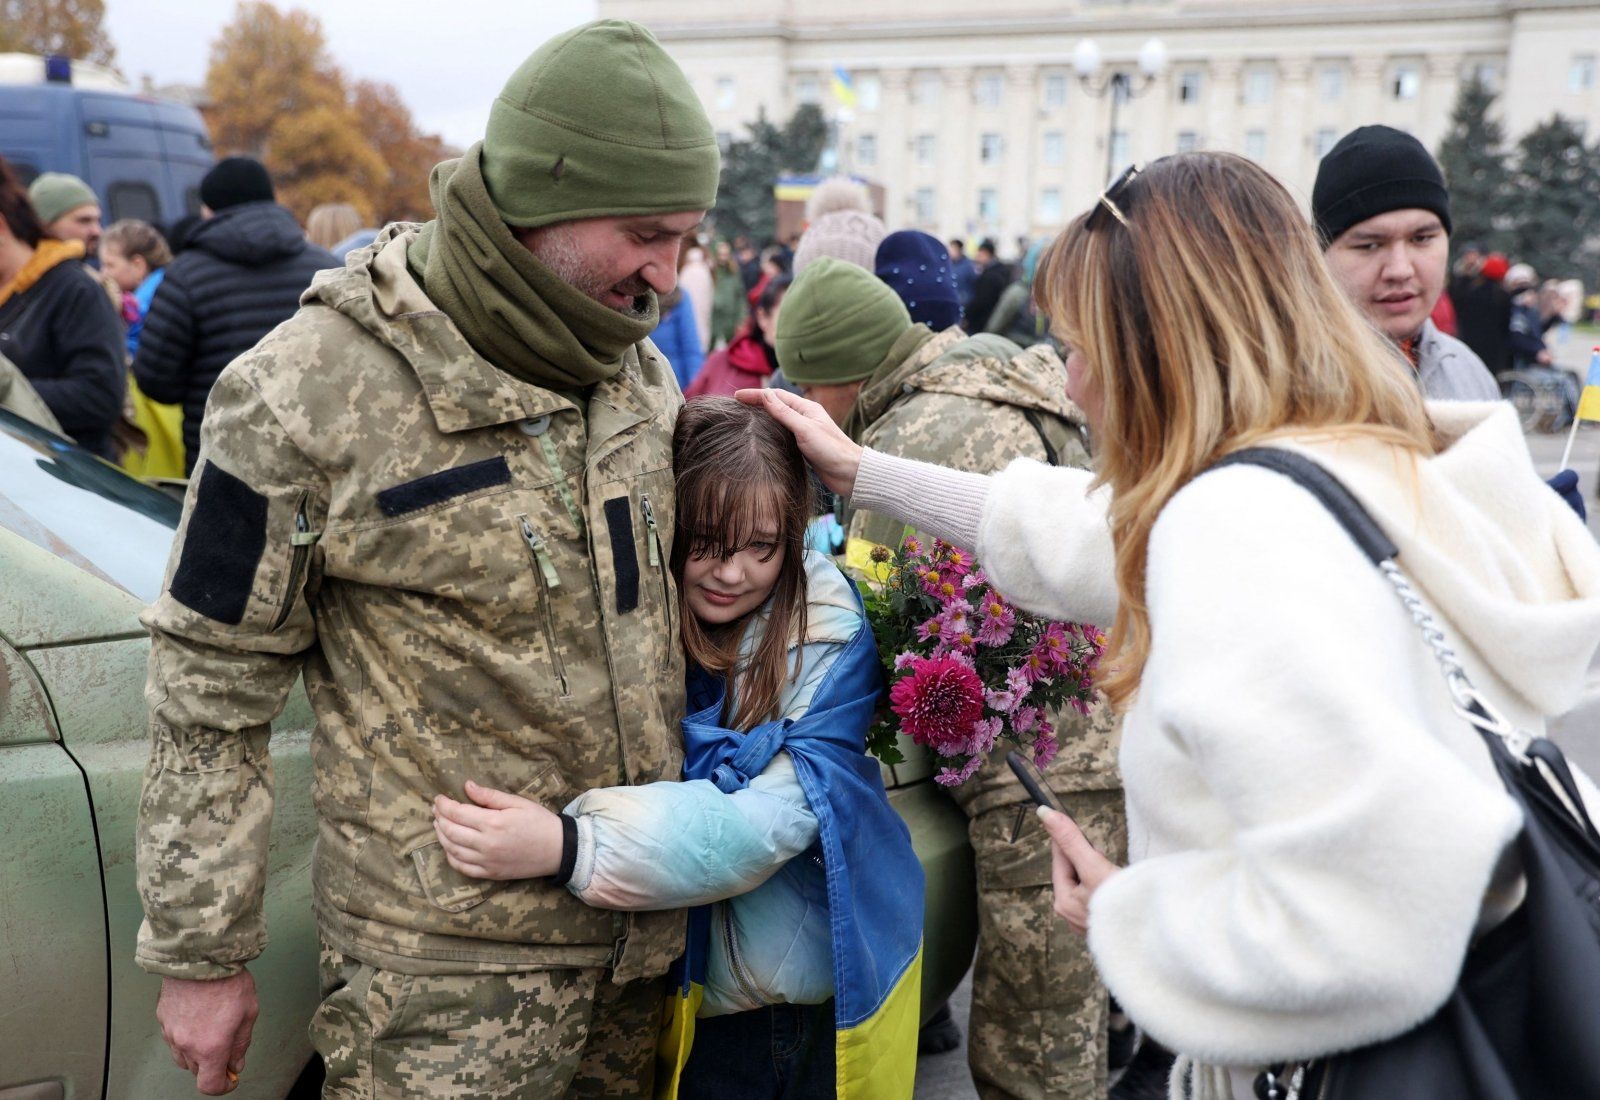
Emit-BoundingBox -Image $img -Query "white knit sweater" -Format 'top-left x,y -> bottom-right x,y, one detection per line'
852,401 -> 1600,1095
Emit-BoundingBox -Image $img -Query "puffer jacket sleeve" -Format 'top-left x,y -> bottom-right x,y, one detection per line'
131,261 -> 196,405
562,633 -> 855,911
135,362 -> 324,979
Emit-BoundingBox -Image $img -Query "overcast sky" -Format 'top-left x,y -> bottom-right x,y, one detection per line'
104,0 -> 600,148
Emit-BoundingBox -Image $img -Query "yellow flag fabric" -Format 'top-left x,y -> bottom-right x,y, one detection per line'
1576,349 -> 1600,423
122,376 -> 186,480
835,945 -> 922,1099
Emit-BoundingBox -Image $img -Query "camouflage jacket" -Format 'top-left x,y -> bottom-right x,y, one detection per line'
845,325 -> 1120,810
135,225 -> 687,980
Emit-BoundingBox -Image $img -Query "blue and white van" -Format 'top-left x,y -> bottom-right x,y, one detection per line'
0,53 -> 213,232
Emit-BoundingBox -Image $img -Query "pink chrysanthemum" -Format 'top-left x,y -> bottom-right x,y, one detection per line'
941,546 -> 975,577
976,605 -> 1016,647
893,651 -> 918,672
969,716 -> 1003,756
935,754 -> 985,787
1032,731 -> 1060,768
1011,705 -> 1043,735
889,655 -> 985,756
902,536 -> 923,557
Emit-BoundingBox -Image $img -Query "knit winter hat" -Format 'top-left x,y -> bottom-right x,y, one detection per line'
793,210 -> 888,276
199,157 -> 275,211
777,257 -> 912,386
484,20 -> 720,228
28,173 -> 98,225
1311,125 -> 1452,246
875,230 -> 961,331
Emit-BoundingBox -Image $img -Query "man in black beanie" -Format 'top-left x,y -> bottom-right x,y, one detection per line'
132,155 -> 336,470
1313,125 -> 1500,401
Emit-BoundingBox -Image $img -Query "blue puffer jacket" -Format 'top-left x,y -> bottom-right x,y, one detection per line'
562,549 -> 863,1015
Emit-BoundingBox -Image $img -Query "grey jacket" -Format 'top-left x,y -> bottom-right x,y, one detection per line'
1416,318 -> 1501,402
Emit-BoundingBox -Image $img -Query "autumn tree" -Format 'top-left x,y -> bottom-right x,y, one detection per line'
1436,74 -> 1512,256
0,0 -> 116,67
1507,114 -> 1600,282
350,80 -> 457,224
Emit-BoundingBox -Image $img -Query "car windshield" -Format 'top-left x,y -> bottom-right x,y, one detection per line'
0,408 -> 181,603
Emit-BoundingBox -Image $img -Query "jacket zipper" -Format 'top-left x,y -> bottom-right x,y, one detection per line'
518,515 -> 570,696
269,493 -> 314,633
640,494 -> 674,635
718,904 -> 764,1007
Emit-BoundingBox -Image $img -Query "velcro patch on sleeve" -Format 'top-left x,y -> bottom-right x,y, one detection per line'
169,461 -> 269,625
376,456 -> 511,517
603,496 -> 640,615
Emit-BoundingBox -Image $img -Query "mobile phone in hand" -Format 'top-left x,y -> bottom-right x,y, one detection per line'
1007,750 -> 1063,813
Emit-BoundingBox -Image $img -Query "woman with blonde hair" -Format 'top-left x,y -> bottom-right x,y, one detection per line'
304,201 -> 361,251
742,153 -> 1600,1097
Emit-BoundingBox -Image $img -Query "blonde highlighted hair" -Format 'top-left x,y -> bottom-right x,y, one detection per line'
1034,152 -> 1436,706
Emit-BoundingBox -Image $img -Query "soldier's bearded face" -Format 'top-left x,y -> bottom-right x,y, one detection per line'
517,211 -> 705,319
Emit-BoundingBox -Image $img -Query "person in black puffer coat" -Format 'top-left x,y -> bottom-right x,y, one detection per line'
133,157 -> 336,471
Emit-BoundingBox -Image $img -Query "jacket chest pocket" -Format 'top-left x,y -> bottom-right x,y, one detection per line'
597,466 -> 680,648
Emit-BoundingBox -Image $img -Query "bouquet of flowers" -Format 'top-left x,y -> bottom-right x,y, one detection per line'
855,537 -> 1106,786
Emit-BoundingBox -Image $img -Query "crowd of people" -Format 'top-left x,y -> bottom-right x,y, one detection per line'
2,16 -> 1597,1100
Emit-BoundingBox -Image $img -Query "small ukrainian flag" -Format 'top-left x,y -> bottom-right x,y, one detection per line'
1576,347 -> 1600,423
831,65 -> 857,108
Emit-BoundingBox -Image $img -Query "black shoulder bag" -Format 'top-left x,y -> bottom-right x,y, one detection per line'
1213,448 -> 1600,1100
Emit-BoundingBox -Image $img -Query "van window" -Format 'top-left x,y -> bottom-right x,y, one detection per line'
108,181 -> 160,223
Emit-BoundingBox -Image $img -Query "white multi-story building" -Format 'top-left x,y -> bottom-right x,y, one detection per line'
599,0 -> 1600,249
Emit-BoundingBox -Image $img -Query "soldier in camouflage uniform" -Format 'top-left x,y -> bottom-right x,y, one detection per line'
775,257 -> 1128,1100
134,21 -> 719,1098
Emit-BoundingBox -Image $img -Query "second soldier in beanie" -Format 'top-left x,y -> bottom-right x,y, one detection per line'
875,230 -> 962,332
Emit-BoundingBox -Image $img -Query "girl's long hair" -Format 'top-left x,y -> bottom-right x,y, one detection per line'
1033,152 -> 1437,707
673,396 -> 816,731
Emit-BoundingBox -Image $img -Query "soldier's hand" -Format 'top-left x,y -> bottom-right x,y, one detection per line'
433,781 -> 565,879
735,387 -> 862,496
157,969 -> 258,1095
1038,805 -> 1120,937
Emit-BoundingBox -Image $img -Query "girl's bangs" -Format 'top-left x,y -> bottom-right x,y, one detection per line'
679,474 -> 787,562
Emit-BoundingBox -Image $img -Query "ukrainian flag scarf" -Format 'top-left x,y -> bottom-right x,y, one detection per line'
657,600 -> 925,1099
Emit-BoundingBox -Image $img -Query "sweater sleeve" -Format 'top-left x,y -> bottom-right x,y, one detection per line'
852,448 -> 1118,626
28,270 -> 124,445
131,265 -> 196,405
1085,467 -> 1522,1065
560,636 -> 854,911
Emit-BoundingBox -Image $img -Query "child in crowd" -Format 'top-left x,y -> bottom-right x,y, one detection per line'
101,219 -> 184,478
433,396 -> 924,1098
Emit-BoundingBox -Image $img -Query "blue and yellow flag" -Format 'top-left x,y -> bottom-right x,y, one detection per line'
1575,347 -> 1600,422
657,596 -> 924,1099
831,65 -> 857,108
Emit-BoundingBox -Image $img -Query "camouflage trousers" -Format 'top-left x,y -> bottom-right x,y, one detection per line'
312,942 -> 666,1099
967,789 -> 1128,1100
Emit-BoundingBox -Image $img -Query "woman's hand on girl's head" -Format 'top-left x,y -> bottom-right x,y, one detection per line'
734,387 -> 863,497
431,780 -> 564,880
1039,805 -> 1120,936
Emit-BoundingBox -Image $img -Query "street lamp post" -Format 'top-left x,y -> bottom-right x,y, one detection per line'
1073,38 -> 1168,185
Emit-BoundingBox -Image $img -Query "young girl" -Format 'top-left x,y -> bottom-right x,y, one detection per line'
433,396 -> 924,1099
101,218 -> 184,479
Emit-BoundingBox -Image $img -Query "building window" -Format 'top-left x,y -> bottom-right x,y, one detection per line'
1038,187 -> 1063,224
975,73 -> 1003,108
914,187 -> 936,224
1176,130 -> 1200,154
912,71 -> 941,107
1041,131 -> 1065,166
857,74 -> 881,110
1244,129 -> 1267,161
915,133 -> 937,165
979,132 -> 1004,164
1109,130 -> 1130,174
1391,64 -> 1420,101
1318,65 -> 1346,102
1042,72 -> 1068,109
978,187 -> 1000,224
1314,127 -> 1338,157
856,133 -> 877,166
1571,55 -> 1597,93
1177,69 -> 1203,104
1243,66 -> 1275,105
796,75 -> 821,104
715,77 -> 735,111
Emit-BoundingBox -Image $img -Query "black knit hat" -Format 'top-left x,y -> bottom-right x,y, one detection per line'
199,156 -> 275,211
1311,125 -> 1451,246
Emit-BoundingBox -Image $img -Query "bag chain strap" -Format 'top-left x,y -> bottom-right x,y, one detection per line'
1376,560 -> 1534,763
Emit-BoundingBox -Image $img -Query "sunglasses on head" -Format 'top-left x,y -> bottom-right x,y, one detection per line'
1086,163 -> 1142,231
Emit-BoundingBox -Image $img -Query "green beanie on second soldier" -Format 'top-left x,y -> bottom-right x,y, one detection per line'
778,257 -> 913,386
484,19 -> 720,226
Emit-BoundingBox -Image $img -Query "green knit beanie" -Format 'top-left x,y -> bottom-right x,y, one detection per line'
483,19 -> 720,228
28,173 -> 98,226
777,257 -> 913,386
